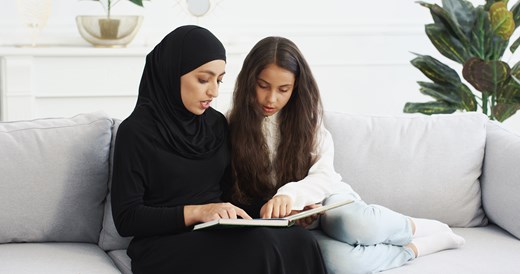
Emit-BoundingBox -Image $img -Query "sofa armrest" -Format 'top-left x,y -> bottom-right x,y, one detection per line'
481,120 -> 520,239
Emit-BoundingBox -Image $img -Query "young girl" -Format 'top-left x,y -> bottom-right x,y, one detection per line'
227,36 -> 465,273
111,27 -> 327,274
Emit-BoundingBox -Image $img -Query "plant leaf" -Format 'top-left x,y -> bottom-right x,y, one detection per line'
411,54 -> 462,86
442,0 -> 476,39
492,102 -> 520,121
497,78 -> 520,99
484,0 -> 501,11
403,101 -> 458,115
496,63 -> 520,101
490,2 -> 515,40
417,81 -> 462,104
417,1 -> 469,45
510,34 -> 520,53
425,24 -> 470,63
415,81 -> 477,111
510,0 -> 520,29
129,0 -> 144,7
470,7 -> 489,58
462,57 -> 511,92
458,83 -> 478,111
489,34 -> 510,60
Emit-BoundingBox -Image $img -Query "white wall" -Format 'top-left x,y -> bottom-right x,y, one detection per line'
1,0 -> 520,132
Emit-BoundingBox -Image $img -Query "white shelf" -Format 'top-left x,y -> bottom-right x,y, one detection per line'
0,45 -> 152,57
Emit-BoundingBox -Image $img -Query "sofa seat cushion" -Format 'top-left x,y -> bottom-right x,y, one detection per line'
0,243 -> 122,274
0,112 -> 113,243
324,112 -> 487,227
313,225 -> 520,274
108,249 -> 132,274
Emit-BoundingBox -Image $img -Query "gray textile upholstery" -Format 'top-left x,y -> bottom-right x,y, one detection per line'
0,243 -> 121,274
98,120 -> 133,251
2,111 -> 519,274
481,121 -> 520,239
313,225 -> 520,274
109,250 -> 133,274
0,112 -> 113,243
323,112 -> 487,227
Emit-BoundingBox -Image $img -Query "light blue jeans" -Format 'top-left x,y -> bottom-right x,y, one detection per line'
319,193 -> 415,273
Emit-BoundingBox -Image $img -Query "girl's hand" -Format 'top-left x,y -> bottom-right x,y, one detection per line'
184,203 -> 252,226
292,204 -> 322,229
260,195 -> 293,218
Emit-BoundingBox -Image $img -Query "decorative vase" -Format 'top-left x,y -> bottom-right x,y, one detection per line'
76,15 -> 143,47
16,0 -> 52,47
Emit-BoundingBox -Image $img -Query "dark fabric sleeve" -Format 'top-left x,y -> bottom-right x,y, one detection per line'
111,122 -> 189,237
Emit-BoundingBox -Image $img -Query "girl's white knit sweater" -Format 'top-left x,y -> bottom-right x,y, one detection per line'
262,114 -> 359,210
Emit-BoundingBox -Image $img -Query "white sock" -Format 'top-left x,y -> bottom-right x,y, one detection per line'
411,217 -> 451,238
411,231 -> 465,257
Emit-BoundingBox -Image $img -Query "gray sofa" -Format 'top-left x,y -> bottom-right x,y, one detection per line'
1,111 -> 519,274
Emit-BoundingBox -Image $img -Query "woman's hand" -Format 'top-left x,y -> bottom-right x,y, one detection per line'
184,203 -> 252,227
292,204 -> 322,229
260,195 -> 293,218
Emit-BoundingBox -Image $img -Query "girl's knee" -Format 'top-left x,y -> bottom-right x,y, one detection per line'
320,202 -> 387,245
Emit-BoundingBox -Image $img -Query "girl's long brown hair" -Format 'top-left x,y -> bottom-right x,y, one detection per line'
228,37 -> 323,204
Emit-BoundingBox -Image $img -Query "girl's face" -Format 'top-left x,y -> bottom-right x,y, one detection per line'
255,63 -> 295,116
180,59 -> 226,115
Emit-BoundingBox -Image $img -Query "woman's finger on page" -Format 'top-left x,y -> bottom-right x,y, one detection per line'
235,206 -> 252,220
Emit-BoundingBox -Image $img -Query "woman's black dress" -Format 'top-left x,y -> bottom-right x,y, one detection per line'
111,107 -> 327,274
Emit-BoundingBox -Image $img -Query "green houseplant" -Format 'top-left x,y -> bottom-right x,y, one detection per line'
76,0 -> 146,47
94,0 -> 145,18
404,0 -> 520,122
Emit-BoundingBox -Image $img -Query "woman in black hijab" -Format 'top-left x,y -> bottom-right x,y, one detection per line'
111,25 -> 327,274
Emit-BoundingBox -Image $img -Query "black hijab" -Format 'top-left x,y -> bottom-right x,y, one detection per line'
134,25 -> 227,159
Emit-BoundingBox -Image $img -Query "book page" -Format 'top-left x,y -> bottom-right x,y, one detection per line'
285,199 -> 353,221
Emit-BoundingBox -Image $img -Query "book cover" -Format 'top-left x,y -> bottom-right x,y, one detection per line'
193,198 -> 353,230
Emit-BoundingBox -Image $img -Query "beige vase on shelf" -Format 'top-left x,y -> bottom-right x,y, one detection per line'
76,15 -> 143,47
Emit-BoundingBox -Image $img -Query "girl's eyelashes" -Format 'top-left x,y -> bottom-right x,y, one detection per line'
257,81 -> 290,92
257,82 -> 269,89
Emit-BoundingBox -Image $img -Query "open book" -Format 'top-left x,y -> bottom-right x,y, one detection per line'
193,198 -> 353,231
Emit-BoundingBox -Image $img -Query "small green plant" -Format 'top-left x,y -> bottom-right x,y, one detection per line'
92,0 -> 144,18
405,0 -> 520,122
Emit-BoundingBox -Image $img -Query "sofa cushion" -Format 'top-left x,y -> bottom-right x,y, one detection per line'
481,121 -> 520,239
324,112 -> 487,227
109,249 -> 132,274
99,120 -> 133,251
313,225 -> 520,274
0,112 -> 113,243
0,243 -> 122,274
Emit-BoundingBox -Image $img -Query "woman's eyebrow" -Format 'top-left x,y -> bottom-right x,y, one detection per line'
198,70 -> 226,77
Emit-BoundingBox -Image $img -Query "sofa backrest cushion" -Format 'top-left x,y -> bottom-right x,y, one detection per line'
0,112 -> 113,243
98,119 -> 133,251
481,121 -> 520,239
324,111 -> 488,227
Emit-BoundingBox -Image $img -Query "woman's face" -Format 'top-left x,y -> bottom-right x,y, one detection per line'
180,59 -> 226,115
255,63 -> 295,116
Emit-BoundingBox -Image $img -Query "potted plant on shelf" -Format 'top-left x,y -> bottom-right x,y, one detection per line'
405,0 -> 520,122
76,0 -> 146,47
